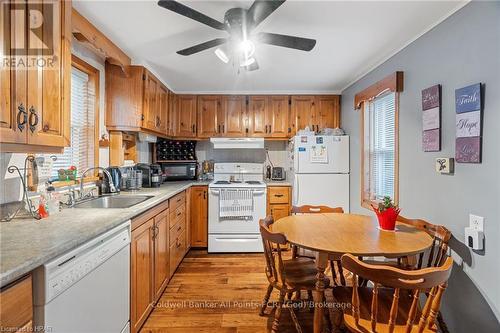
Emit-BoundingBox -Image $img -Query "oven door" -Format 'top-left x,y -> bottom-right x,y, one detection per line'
208,187 -> 266,234
161,163 -> 196,181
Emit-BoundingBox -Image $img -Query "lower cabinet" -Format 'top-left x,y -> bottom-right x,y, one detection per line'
190,186 -> 208,247
267,186 -> 292,221
130,190 -> 188,333
131,218 -> 154,333
0,275 -> 33,332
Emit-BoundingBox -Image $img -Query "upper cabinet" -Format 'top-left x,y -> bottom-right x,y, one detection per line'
316,95 -> 340,130
0,0 -> 71,152
174,95 -> 197,138
197,95 -> 221,138
291,95 -> 340,134
220,95 -> 246,137
248,96 -> 290,138
106,65 -> 169,136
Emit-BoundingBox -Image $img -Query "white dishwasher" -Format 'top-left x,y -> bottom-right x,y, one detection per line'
33,221 -> 131,333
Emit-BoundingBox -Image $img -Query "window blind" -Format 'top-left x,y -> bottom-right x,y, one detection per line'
369,92 -> 396,200
44,67 -> 95,178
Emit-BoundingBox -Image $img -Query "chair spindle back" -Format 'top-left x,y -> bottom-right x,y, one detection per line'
341,254 -> 453,333
259,216 -> 288,286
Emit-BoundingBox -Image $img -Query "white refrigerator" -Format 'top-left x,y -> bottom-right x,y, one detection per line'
291,135 -> 350,212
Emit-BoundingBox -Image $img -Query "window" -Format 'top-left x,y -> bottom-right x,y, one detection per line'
356,72 -> 402,208
45,56 -> 99,179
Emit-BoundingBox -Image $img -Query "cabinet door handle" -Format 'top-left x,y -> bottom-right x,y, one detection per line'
28,106 -> 38,133
192,124 -> 195,133
141,114 -> 145,121
17,104 -> 27,132
274,194 -> 284,197
265,125 -> 268,133
222,124 -> 225,133
218,124 -> 220,133
269,124 -> 271,133
203,191 -> 206,199
288,127 -> 291,133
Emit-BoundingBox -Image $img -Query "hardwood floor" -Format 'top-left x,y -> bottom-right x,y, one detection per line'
141,250 -> 333,333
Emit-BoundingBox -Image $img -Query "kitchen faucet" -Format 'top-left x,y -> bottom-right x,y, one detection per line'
79,167 -> 117,199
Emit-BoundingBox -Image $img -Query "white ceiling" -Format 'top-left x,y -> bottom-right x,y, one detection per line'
73,0 -> 467,94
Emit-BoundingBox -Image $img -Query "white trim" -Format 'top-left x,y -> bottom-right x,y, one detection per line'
341,0 -> 470,92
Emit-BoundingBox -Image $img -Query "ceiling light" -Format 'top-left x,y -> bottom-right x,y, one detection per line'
214,48 -> 229,63
240,57 -> 255,67
239,39 -> 255,58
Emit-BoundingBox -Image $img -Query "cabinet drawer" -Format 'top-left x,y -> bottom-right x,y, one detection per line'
0,275 -> 33,331
169,204 -> 186,228
170,191 -> 185,211
268,187 -> 290,204
270,204 -> 290,221
169,219 -> 186,246
169,233 -> 186,276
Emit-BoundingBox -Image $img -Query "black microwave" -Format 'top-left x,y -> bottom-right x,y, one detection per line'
160,162 -> 197,181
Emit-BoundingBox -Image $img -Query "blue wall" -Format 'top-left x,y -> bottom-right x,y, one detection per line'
341,2 -> 500,331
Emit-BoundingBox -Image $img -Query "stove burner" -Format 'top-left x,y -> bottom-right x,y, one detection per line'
214,181 -> 230,184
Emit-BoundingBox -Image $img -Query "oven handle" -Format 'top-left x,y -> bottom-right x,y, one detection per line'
252,190 -> 265,195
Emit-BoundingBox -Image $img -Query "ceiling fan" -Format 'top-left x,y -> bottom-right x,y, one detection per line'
157,0 -> 317,71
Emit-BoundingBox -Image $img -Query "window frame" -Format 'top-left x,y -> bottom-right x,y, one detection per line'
355,72 -> 403,210
68,55 -> 100,182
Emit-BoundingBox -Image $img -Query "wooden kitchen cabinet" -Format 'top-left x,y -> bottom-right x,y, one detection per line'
267,186 -> 292,221
290,95 -> 340,134
0,275 -> 33,332
190,186 -> 208,247
316,95 -> 340,129
131,218 -> 154,333
153,208 -> 170,300
131,199 -> 173,333
247,96 -> 267,137
197,95 -> 222,138
0,0 -> 71,152
291,96 -> 316,134
106,65 -> 169,136
157,86 -> 169,134
220,95 -> 247,137
174,95 -> 197,137
247,95 -> 290,138
268,96 -> 290,138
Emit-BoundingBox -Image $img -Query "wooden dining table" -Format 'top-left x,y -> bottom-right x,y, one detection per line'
272,213 -> 434,333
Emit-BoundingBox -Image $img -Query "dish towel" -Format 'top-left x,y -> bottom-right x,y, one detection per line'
219,189 -> 254,219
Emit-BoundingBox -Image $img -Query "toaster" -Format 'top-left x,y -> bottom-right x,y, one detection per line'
271,167 -> 286,181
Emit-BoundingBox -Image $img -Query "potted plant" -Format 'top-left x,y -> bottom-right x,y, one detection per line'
371,196 -> 400,231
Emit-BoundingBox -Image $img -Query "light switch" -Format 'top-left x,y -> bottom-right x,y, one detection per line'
469,214 -> 484,231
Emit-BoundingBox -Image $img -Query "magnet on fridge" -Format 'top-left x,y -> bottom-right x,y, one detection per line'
301,136 -> 308,143
298,147 -> 306,152
316,137 -> 323,144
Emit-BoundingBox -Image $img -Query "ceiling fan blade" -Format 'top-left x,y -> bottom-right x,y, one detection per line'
177,38 -> 228,56
247,0 -> 286,28
255,32 -> 316,51
245,58 -> 259,72
158,0 -> 226,31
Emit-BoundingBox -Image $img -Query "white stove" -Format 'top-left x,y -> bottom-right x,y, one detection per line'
208,163 -> 266,253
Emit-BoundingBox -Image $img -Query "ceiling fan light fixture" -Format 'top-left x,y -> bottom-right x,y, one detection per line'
239,57 -> 255,67
239,39 -> 255,58
214,47 -> 229,63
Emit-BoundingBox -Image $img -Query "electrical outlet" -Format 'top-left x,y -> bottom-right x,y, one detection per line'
469,214 -> 484,231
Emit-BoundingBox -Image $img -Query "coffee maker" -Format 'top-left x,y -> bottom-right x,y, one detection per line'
135,163 -> 162,187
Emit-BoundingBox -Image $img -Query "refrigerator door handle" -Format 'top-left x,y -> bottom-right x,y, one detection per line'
293,174 -> 299,206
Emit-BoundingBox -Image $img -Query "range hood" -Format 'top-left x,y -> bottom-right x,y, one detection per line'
210,138 -> 264,149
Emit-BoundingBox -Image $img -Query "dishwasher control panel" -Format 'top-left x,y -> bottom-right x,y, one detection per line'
34,222 -> 131,304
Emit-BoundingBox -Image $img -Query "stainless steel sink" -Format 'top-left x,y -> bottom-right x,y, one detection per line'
74,195 -> 153,209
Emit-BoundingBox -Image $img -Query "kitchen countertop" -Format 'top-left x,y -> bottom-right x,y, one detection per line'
0,180 -> 210,288
265,180 -> 293,187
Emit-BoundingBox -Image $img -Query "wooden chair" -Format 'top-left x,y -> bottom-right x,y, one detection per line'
396,216 -> 452,269
291,205 -> 347,286
332,254 -> 453,333
362,216 -> 452,332
259,216 -> 331,333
